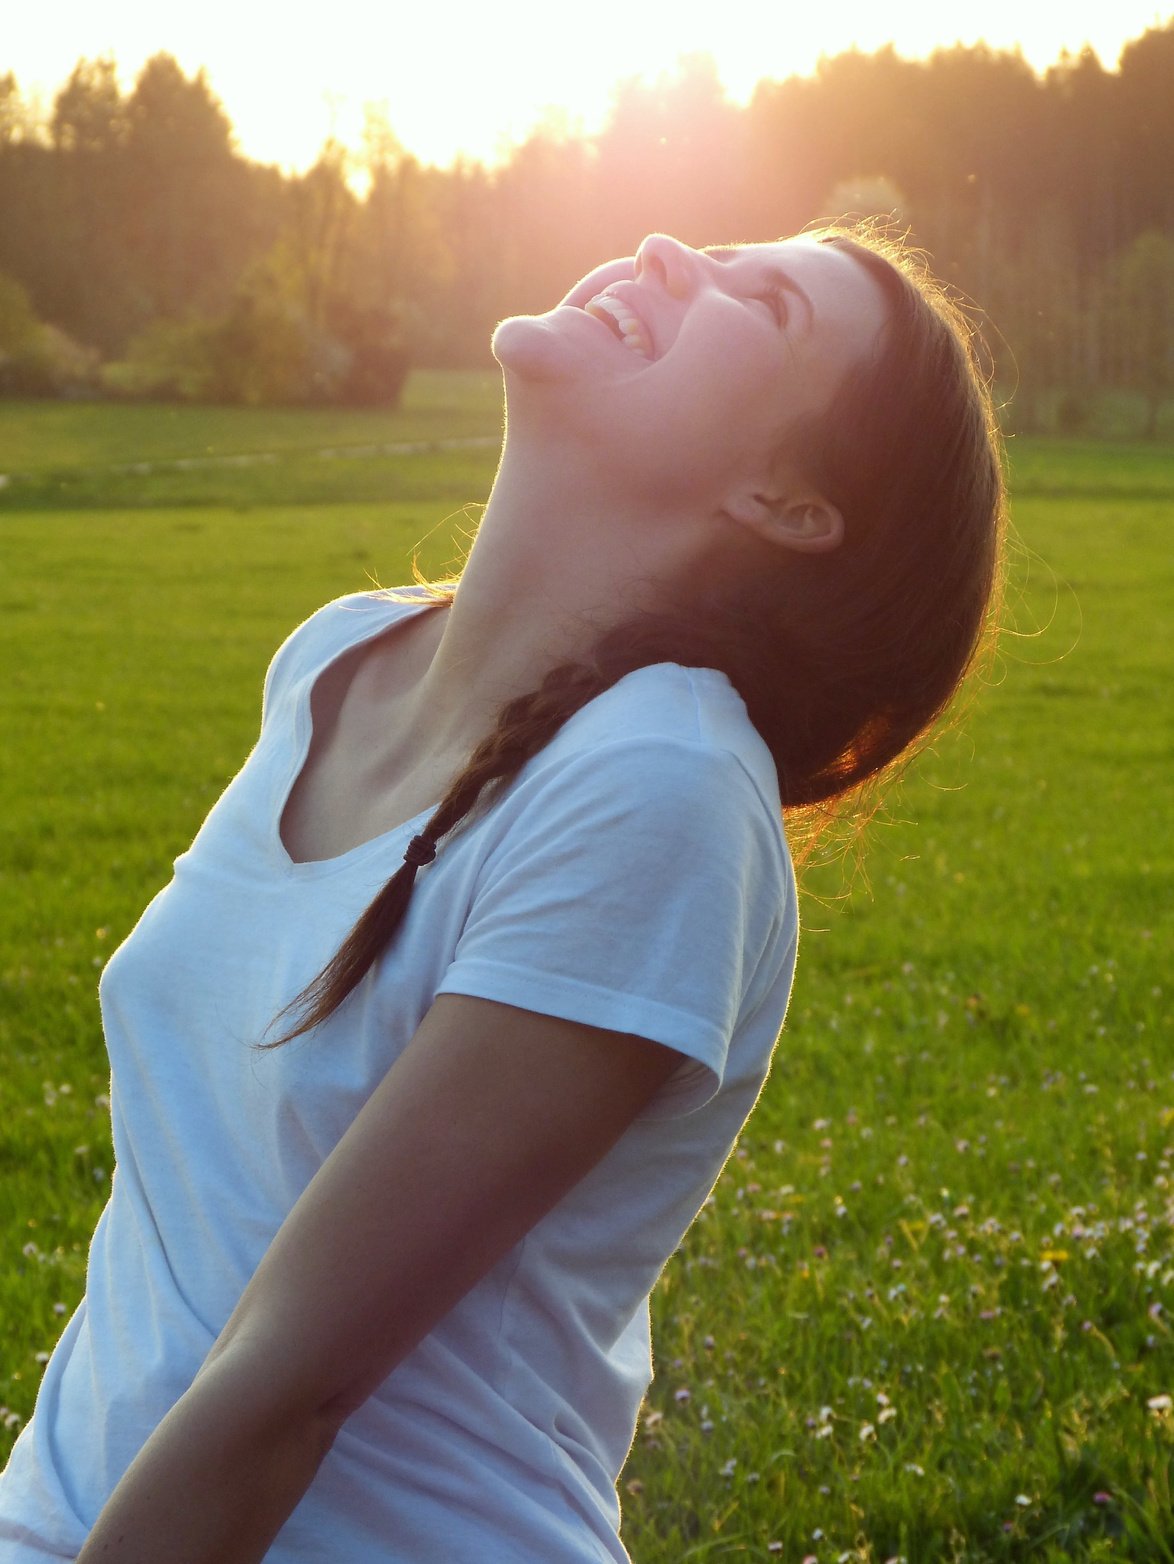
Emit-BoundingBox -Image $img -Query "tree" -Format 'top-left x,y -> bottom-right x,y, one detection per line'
0,72 -> 34,146
122,55 -> 258,328
1116,23 -> 1174,237
819,174 -> 908,227
51,56 -> 125,153
40,57 -> 133,349
0,270 -> 94,394
1115,231 -> 1174,437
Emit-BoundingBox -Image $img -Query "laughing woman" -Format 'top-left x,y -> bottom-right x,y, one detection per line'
0,229 -> 1003,1563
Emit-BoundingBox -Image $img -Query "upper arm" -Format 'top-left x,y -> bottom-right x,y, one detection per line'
202,995 -> 679,1430
439,732 -> 790,1116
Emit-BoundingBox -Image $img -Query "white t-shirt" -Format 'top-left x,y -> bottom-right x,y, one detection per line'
0,590 -> 798,1563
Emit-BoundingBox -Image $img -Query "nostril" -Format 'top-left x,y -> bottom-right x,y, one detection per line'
643,253 -> 668,288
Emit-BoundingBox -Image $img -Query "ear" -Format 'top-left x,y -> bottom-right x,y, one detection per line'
725,490 -> 845,555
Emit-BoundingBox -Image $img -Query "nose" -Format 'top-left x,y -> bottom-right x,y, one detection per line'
634,234 -> 699,300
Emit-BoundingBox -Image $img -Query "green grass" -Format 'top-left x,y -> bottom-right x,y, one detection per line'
0,372 -> 503,471
1,390 -> 1171,1560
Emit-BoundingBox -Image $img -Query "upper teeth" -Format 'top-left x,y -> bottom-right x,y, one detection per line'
585,294 -> 652,359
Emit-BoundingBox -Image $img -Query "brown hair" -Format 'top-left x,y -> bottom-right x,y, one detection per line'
264,223 -> 1005,1047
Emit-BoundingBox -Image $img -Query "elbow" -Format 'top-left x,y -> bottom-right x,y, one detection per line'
193,1335 -> 352,1457
316,1376 -> 382,1430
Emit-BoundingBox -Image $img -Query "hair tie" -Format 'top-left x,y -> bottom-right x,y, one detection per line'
403,834 -> 437,869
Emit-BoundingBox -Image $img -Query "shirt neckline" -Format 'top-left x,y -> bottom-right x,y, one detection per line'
273,593 -> 445,877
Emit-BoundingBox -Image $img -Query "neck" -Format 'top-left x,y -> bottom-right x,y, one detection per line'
403,425 -> 706,750
387,370 -> 768,766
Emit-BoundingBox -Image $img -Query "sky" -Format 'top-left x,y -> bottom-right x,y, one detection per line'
9,0 -> 1174,172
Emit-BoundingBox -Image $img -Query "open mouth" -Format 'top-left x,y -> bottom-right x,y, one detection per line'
583,293 -> 654,360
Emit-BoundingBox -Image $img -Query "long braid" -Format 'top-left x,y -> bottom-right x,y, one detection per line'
261,658 -> 613,1046
259,600 -> 836,1048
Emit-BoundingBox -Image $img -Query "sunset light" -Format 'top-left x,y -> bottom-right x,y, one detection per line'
3,0 -> 1173,1552
12,0 -> 1174,170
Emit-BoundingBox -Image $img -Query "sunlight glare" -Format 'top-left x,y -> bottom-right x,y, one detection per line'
14,0 -> 1171,171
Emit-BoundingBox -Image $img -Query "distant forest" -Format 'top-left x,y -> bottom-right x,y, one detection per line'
1,26 -> 1173,430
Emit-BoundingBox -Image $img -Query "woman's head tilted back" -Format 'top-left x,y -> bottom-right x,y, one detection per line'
514,223 -> 1005,813
697,223 -> 1005,814
266,225 -> 1005,1043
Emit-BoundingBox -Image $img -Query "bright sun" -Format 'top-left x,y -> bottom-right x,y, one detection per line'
15,0 -> 1166,171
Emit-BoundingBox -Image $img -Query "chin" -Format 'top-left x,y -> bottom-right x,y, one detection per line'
492,312 -> 571,384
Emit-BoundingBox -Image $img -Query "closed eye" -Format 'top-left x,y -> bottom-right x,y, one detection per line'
754,285 -> 789,327
705,247 -> 815,335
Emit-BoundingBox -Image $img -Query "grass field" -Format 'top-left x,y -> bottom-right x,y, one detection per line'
0,383 -> 1171,1560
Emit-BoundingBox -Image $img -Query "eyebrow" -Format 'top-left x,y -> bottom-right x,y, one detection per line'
703,246 -> 816,333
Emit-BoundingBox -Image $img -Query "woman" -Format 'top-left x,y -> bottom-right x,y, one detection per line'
0,229 -> 1003,1562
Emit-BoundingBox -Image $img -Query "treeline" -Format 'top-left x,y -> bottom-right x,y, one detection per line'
1,30 -> 1173,428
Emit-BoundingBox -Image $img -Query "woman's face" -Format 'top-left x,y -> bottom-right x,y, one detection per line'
492,233 -> 888,516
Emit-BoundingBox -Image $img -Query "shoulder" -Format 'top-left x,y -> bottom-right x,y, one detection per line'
260,587 -> 430,720
477,662 -> 791,919
445,663 -> 795,1107
536,663 -> 782,834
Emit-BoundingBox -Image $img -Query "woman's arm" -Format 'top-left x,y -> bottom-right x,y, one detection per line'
76,995 -> 679,1564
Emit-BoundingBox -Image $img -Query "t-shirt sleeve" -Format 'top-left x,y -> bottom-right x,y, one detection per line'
260,606 -> 327,728
435,737 -> 791,1118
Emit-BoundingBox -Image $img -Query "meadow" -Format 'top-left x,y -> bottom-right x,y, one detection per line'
0,380 -> 1171,1561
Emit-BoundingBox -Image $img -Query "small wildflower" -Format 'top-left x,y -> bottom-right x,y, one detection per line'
1147,1393 -> 1172,1413
1015,1493 -> 1032,1507
1093,1491 -> 1113,1505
